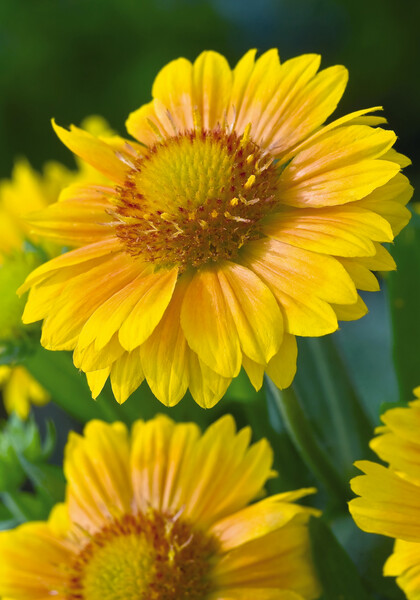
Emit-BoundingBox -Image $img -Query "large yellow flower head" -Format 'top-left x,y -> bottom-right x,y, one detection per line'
0,414 -> 321,599
20,50 -> 412,407
349,388 -> 420,599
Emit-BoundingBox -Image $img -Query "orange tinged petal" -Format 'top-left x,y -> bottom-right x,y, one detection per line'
118,267 -> 178,351
181,267 -> 242,378
217,262 -> 283,364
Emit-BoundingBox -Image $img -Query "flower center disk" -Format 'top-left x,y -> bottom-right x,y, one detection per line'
115,129 -> 279,269
67,511 -> 217,600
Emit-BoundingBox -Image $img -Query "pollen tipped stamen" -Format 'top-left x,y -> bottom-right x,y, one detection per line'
114,127 -> 280,269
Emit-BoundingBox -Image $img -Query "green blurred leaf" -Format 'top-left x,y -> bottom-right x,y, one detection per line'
310,517 -> 371,600
388,212 -> 420,401
25,346 -> 123,423
266,378 -> 348,511
17,458 -> 65,505
294,337 -> 374,476
1,490 -> 47,522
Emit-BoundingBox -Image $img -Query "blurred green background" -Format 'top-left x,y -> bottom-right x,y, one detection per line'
0,0 -> 418,186
0,2 -> 419,597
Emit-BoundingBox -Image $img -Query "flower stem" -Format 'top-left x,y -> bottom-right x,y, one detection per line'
266,377 -> 349,510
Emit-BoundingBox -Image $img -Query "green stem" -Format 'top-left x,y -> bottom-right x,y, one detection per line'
266,377 -> 348,509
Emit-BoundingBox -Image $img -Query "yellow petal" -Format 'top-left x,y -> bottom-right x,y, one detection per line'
28,186 -> 115,246
110,348 -> 144,404
130,415 -> 200,513
384,539 -> 420,600
217,262 -> 283,364
332,294 -> 368,321
181,267 -> 242,378
242,355 -> 265,391
241,238 -> 357,336
65,421 -> 132,533
355,172 -> 413,235
213,522 -> 320,599
40,255 -> 139,350
140,280 -> 189,407
211,489 -> 317,551
188,351 -> 232,409
263,205 -> 393,257
86,367 -> 111,399
266,62 -> 348,155
337,258 -> 380,292
77,265 -> 152,350
279,125 -> 399,208
350,461 -> 420,542
19,237 -> 121,295
266,334 -> 298,389
118,267 -> 178,351
0,522 -> 73,599
371,430 -> 420,484
192,51 -> 232,130
74,333 -> 125,372
52,120 -> 127,184
278,106 -> 384,166
231,48 -> 283,135
178,415 -> 274,526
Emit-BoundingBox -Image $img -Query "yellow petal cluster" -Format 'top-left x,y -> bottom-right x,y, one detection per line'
0,415 -> 321,599
19,50 -> 412,407
349,388 -> 420,599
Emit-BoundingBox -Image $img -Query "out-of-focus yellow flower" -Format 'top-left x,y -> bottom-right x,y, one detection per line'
349,388 -> 420,599
0,116 -> 112,417
0,365 -> 49,419
20,50 -> 412,407
0,414 -> 321,599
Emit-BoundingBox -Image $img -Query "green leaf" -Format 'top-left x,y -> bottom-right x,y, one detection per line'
309,517 -> 371,600
0,490 -> 47,522
25,346 -> 123,423
266,378 -> 348,511
294,337 -> 374,475
388,212 -> 420,402
16,458 -> 65,505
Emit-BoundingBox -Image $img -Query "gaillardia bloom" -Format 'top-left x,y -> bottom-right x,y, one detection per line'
0,415 -> 321,599
20,50 -> 412,406
349,388 -> 420,599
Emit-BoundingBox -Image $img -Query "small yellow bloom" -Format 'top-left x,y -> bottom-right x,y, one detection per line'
349,388 -> 420,599
0,415 -> 321,599
0,365 -> 49,419
20,50 -> 412,407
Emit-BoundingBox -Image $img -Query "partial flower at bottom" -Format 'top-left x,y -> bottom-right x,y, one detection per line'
349,387 -> 420,600
19,49 -> 413,408
0,414 -> 321,600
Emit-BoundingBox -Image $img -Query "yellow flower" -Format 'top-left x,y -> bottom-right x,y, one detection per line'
349,387 -> 420,599
19,50 -> 412,407
0,365 -> 49,419
0,414 -> 321,599
0,117 -> 112,418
